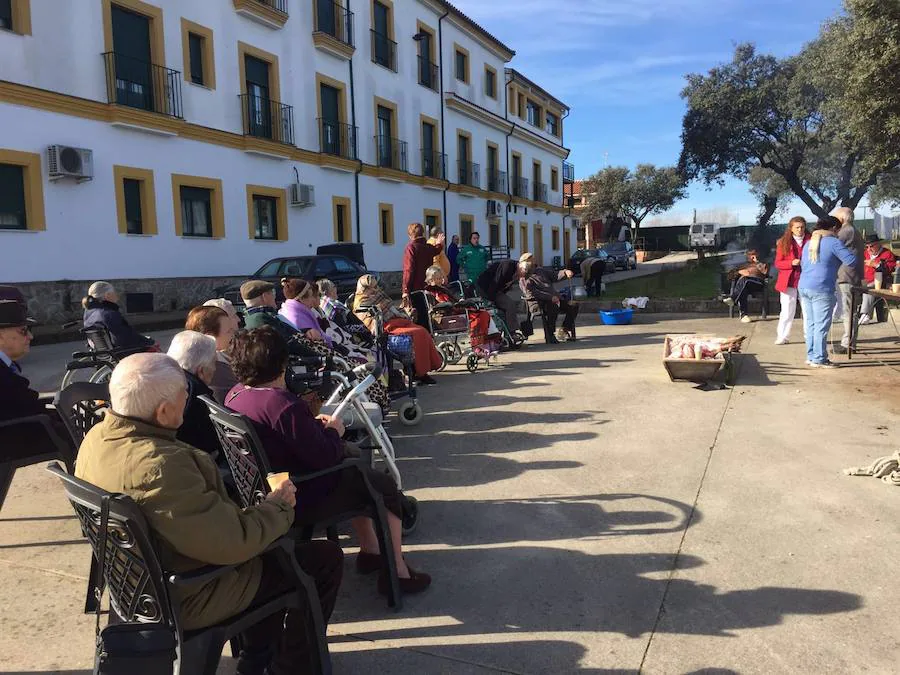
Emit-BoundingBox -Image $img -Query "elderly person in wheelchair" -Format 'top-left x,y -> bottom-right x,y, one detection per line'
224,327 -> 432,596
75,352 -> 343,675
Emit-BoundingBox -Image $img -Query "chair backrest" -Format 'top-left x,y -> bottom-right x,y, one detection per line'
199,396 -> 272,508
54,382 -> 110,448
46,462 -> 176,629
83,325 -> 115,352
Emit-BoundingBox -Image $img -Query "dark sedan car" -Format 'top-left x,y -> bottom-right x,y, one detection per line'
216,255 -> 370,307
568,248 -> 615,275
603,241 -> 638,270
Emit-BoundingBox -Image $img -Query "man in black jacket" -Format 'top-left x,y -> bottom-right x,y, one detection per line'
520,261 -> 578,344
0,290 -> 72,469
476,255 -> 528,334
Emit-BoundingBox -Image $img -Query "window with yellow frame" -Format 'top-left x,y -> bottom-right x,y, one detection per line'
379,203 -> 394,244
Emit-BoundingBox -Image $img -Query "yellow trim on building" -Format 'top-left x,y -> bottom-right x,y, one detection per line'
519,222 -> 528,254
233,0 -> 288,28
315,72 -> 350,150
238,41 -> 281,104
180,18 -> 216,90
533,223 -> 543,265
370,0 -> 395,40
550,166 -> 559,192
416,20 -> 436,62
551,225 -> 560,251
378,202 -> 395,244
459,213 -> 475,241
171,174 -> 225,239
332,195 -> 353,242
507,219 -> 515,248
6,0 -> 31,35
246,184 -> 288,241
484,64 -> 498,99
113,165 -> 158,235
423,208 -> 442,232
101,0 -> 166,67
0,149 -> 45,231
453,42 -> 470,84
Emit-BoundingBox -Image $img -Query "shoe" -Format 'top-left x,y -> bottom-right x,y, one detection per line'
356,551 -> 382,575
805,360 -> 814,366
546,337 -> 561,344
378,566 -> 432,595
723,297 -> 735,307
417,374 -> 437,386
858,315 -> 872,325
818,360 -> 839,369
832,345 -> 848,355
774,338 -> 788,345
740,314 -> 752,323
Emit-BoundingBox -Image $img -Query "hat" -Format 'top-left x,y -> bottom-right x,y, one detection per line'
0,286 -> 26,304
240,279 -> 275,301
0,300 -> 35,328
518,252 -> 534,263
865,233 -> 883,245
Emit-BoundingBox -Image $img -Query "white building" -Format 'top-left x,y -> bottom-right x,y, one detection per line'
0,0 -> 574,318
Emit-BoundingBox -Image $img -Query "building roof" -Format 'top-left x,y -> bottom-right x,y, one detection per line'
505,68 -> 569,112
436,1 -> 516,61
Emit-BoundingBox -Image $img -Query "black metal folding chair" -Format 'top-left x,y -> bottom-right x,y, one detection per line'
200,396 -> 403,610
47,462 -> 332,675
0,414 -> 74,511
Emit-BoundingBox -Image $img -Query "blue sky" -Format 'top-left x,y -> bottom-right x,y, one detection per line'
453,0 -> 846,225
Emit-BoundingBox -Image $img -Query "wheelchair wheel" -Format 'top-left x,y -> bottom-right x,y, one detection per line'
436,342 -> 454,371
89,365 -> 113,385
397,400 -> 423,426
466,354 -> 479,372
513,330 -> 527,346
400,495 -> 419,536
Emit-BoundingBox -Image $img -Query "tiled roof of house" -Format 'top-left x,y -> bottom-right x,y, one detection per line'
437,1 -> 516,60
505,68 -> 569,111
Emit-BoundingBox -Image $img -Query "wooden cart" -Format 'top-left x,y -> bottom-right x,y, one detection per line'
663,334 -> 737,385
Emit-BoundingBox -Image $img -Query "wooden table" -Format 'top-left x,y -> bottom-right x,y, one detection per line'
848,286 -> 900,359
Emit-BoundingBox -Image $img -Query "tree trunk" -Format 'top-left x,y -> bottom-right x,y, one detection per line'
769,166 -> 831,219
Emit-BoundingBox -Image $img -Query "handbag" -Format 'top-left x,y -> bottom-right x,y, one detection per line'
93,496 -> 177,675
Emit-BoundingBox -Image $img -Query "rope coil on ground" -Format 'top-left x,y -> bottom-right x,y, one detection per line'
844,451 -> 900,486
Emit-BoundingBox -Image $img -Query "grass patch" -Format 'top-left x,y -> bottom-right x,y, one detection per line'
604,260 -> 721,299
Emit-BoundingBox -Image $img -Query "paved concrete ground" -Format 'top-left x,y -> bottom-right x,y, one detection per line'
2,312 -> 900,673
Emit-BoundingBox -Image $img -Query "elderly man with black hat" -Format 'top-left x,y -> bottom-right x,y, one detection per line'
0,287 -> 72,481
240,280 -> 323,363
476,253 -> 532,336
518,254 -> 579,344
859,232 -> 897,325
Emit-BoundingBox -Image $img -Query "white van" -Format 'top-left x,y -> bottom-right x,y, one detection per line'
690,222 -> 720,251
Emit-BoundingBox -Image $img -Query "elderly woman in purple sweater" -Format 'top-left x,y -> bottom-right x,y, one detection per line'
278,277 -> 331,345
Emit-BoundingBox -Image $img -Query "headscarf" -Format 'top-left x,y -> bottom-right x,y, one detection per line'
807,229 -> 834,264
353,274 -> 405,328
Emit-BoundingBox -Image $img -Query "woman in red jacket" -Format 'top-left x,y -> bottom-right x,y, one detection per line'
774,216 -> 810,344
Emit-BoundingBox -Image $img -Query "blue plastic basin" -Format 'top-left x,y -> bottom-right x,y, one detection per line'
599,308 -> 634,325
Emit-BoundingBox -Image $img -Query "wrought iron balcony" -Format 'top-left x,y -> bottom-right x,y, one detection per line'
563,161 -> 575,183
371,29 -> 397,71
421,150 -> 446,179
418,55 -> 438,91
512,176 -> 529,198
255,0 -> 288,13
318,118 -> 357,159
314,0 -> 353,47
487,169 -> 507,193
458,161 -> 481,188
239,93 -> 294,145
374,135 -> 408,171
534,182 -> 548,203
102,52 -> 183,119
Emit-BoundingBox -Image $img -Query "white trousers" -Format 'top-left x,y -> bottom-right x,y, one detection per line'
777,288 -> 799,342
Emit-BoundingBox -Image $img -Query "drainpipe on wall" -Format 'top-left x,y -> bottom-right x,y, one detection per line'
560,107 -> 572,241
437,8 -> 450,233
503,71 -> 516,228
349,49 -> 363,243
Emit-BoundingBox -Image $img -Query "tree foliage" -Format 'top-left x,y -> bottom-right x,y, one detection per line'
748,166 -> 792,228
581,164 -> 687,232
679,9 -> 900,220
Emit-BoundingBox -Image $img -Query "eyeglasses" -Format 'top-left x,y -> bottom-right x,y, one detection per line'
15,326 -> 32,337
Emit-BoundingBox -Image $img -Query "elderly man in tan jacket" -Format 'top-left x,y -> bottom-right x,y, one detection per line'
76,352 -> 342,675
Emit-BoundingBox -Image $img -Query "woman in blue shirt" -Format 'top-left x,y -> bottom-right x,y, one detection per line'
798,217 -> 859,368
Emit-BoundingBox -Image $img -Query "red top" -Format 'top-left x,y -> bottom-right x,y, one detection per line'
402,237 -> 443,295
863,246 -> 897,284
774,234 -> 811,293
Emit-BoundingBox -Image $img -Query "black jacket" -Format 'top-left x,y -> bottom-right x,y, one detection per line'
522,268 -> 559,311
477,260 -> 519,301
242,306 -> 322,359
0,361 -> 72,463
176,371 -> 222,457
83,299 -> 154,350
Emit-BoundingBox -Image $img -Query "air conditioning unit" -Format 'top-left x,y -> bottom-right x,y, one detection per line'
290,183 -> 315,207
486,199 -> 503,217
48,145 -> 93,182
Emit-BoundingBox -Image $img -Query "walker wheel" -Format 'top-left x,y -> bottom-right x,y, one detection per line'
466,354 -> 479,372
401,495 -> 419,536
436,343 -> 451,372
398,400 -> 424,426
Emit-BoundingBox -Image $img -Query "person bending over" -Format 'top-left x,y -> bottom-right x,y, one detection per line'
723,250 -> 770,323
519,260 -> 577,344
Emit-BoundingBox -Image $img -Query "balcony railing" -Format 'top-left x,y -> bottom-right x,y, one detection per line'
374,135 -> 408,171
458,161 -> 481,188
318,118 -> 357,159
421,150 -> 446,179
487,169 -> 507,193
315,0 -> 353,47
418,55 -> 438,90
371,29 -> 397,71
563,161 -> 575,183
512,176 -> 529,198
102,52 -> 183,119
534,182 -> 548,203
255,0 -> 288,13
239,93 -> 294,145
